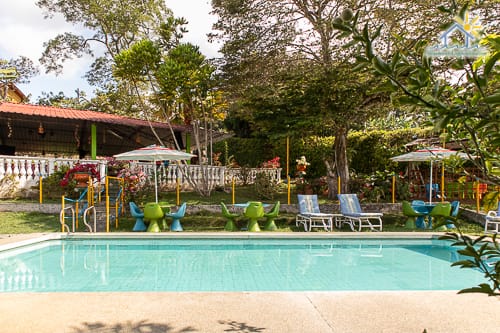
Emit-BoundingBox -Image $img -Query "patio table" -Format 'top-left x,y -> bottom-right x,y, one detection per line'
411,202 -> 436,229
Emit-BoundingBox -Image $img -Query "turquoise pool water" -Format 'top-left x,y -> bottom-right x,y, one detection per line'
0,237 -> 484,292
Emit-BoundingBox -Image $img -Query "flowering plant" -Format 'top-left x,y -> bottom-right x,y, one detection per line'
117,166 -> 148,201
105,157 -> 129,175
60,163 -> 100,188
261,156 -> 280,168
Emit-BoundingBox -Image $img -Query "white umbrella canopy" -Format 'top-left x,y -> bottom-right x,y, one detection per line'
114,145 -> 195,202
391,146 -> 471,203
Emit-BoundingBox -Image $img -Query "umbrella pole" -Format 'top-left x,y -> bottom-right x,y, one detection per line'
429,160 -> 433,203
154,161 -> 158,203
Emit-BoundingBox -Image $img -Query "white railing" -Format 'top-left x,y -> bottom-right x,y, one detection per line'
0,155 -> 282,190
0,156 -> 107,189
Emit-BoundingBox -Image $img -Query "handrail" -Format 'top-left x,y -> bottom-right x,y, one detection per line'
59,206 -> 75,233
83,205 -> 96,232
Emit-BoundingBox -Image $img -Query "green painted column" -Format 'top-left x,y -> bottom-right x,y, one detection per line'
91,124 -> 97,159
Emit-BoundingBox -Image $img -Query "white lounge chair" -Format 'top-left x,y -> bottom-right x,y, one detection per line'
296,194 -> 334,231
485,205 -> 500,234
337,194 -> 383,231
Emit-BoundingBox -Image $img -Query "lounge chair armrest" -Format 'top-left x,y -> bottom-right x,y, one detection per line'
305,213 -> 334,217
486,210 -> 498,217
344,212 -> 383,217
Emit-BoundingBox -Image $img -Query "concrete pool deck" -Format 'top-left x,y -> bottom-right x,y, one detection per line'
0,233 -> 499,333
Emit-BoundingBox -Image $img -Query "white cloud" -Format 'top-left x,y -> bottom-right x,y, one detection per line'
0,0 -> 219,100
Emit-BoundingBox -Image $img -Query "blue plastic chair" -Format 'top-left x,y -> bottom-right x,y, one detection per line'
129,202 -> 146,231
166,202 -> 187,232
446,201 -> 460,229
425,184 -> 442,200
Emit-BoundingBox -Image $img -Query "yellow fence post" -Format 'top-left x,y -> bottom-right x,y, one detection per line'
287,175 -> 291,205
61,196 -> 65,232
176,177 -> 180,206
392,175 -> 396,203
106,195 -> 110,232
476,181 -> 480,212
441,164 -> 445,202
39,176 -> 43,204
232,177 -> 235,204
337,176 -> 341,195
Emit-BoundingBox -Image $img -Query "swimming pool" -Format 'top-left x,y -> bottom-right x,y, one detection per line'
0,236 -> 484,292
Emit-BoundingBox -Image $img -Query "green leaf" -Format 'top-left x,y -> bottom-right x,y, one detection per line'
371,56 -> 390,74
484,93 -> 500,105
458,284 -> 495,295
332,23 -> 352,33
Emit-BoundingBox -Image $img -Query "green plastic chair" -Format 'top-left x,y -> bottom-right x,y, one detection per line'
144,202 -> 164,233
263,201 -> 280,231
402,201 -> 425,229
429,203 -> 451,230
245,201 -> 264,232
221,202 -> 239,231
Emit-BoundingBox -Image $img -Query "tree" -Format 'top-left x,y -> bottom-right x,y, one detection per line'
210,0 -> 464,192
36,0 -> 186,114
334,3 -> 500,295
36,89 -> 91,109
333,3 -> 499,186
0,57 -> 39,101
114,39 -> 225,196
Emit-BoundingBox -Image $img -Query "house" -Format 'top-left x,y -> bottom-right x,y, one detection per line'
0,102 -> 191,158
0,83 -> 26,103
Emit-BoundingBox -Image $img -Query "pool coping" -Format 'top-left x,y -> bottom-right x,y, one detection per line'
0,231 -> 443,252
1,232 -> 499,332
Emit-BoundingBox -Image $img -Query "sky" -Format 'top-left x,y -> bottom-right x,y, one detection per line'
0,0 -> 219,101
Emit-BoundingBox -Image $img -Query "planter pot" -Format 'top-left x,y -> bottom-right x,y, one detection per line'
73,172 -> 90,187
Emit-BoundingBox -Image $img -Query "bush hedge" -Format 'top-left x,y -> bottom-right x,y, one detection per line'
214,127 -> 436,179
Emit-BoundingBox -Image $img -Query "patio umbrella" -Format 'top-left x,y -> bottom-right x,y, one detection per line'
114,145 -> 195,203
391,147 -> 470,203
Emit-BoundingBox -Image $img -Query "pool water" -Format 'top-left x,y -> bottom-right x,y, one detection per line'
0,238 -> 484,292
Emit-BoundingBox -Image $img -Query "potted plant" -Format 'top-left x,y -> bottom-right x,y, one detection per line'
60,163 -> 100,195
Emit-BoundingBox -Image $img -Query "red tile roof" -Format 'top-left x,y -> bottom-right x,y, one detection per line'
0,102 -> 183,130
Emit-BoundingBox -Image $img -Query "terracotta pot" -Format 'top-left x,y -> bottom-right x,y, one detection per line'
73,172 -> 90,187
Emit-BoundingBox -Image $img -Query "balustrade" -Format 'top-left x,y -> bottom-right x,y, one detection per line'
0,155 -> 282,191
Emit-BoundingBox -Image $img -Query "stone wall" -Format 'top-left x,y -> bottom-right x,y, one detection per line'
0,202 -> 403,215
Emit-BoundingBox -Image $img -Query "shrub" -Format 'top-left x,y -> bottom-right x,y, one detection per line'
254,172 -> 279,200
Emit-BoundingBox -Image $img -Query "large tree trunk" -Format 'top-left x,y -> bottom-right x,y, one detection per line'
334,127 -> 350,194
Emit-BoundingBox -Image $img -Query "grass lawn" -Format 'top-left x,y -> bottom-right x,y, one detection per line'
0,210 -> 485,235
0,185 -> 486,234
